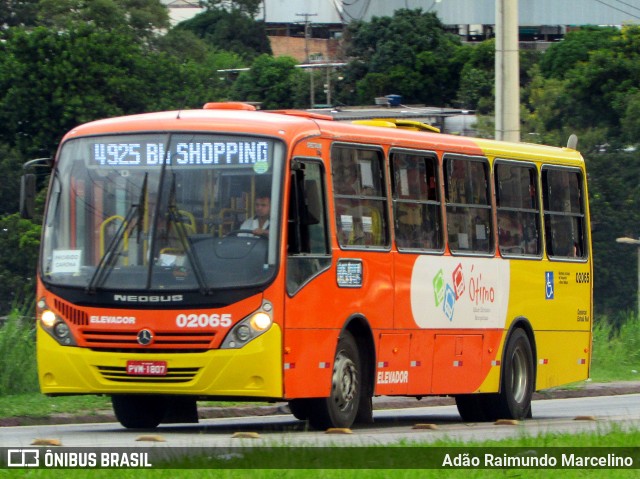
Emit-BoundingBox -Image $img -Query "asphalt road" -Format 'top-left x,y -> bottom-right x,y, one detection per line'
1,384 -> 639,448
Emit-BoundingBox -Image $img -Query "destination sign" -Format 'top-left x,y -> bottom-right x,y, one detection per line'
90,140 -> 271,167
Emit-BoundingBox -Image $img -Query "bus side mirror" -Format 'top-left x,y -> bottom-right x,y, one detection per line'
20,173 -> 36,219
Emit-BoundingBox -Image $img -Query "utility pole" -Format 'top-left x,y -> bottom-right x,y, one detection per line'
616,237 -> 640,319
495,0 -> 520,142
297,12 -> 317,108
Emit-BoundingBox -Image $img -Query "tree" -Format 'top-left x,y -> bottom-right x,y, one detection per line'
342,9 -> 469,106
539,26 -> 618,80
36,0 -> 170,42
199,0 -> 261,17
231,54 -> 307,109
0,0 -> 38,28
0,25 -> 224,158
0,214 -> 41,313
587,152 -> 640,320
523,26 -> 640,153
175,7 -> 271,60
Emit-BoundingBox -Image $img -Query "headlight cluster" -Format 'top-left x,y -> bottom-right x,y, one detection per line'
221,301 -> 273,349
37,298 -> 76,346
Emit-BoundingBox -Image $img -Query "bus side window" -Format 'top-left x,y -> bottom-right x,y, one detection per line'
332,145 -> 389,248
445,156 -> 493,254
542,167 -> 587,259
287,160 -> 331,295
391,151 -> 442,251
495,162 -> 541,257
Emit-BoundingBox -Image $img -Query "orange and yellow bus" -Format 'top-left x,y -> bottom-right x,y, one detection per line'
22,103 -> 592,430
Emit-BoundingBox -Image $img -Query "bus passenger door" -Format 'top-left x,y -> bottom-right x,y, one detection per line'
283,159 -> 335,398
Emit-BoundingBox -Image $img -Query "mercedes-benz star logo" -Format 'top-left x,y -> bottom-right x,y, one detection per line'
137,329 -> 153,346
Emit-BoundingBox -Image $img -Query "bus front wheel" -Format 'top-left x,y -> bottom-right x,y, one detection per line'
288,398 -> 311,420
112,395 -> 166,429
308,331 -> 361,430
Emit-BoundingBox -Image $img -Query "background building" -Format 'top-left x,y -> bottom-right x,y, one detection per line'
163,0 -> 640,61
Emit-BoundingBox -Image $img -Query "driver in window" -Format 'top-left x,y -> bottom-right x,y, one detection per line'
240,195 -> 270,237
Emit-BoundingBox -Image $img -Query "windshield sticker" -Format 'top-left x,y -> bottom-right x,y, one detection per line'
52,250 -> 82,274
91,141 -> 271,167
253,159 -> 270,174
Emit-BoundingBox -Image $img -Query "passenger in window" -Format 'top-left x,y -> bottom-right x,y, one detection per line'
334,162 -> 359,195
448,160 -> 467,203
361,197 -> 384,246
397,203 -> 422,248
397,204 -> 435,249
340,188 -> 381,246
498,214 -> 524,254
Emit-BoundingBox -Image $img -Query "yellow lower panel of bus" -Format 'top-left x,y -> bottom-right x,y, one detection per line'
37,323 -> 283,398
534,330 -> 591,390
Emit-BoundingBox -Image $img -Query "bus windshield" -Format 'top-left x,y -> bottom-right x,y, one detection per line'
41,133 -> 284,293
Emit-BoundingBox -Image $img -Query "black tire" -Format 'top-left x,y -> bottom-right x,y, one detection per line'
111,395 -> 166,429
308,331 -> 361,430
354,393 -> 374,424
494,328 -> 535,419
288,399 -> 312,421
455,394 -> 492,422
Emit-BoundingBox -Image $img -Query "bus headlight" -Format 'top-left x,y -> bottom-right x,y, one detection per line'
53,322 -> 74,345
235,325 -> 252,342
37,299 -> 77,346
250,312 -> 272,331
221,303 -> 273,349
41,310 -> 57,328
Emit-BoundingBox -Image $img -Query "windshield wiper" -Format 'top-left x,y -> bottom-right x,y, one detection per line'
85,205 -> 136,293
166,173 -> 210,294
86,173 -> 148,293
137,172 -> 148,243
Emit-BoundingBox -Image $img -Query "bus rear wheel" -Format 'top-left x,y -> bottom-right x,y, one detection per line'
495,328 -> 534,420
455,329 -> 534,422
454,394 -> 493,422
112,395 -> 166,429
308,331 -> 361,430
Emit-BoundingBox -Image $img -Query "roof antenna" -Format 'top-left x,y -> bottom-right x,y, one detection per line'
176,87 -> 189,120
567,134 -> 578,150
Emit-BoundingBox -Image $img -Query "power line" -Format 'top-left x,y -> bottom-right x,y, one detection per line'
592,0 -> 640,19
613,0 -> 640,14
339,0 -> 372,22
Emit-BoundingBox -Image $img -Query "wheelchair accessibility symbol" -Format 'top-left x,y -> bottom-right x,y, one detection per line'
545,271 -> 554,300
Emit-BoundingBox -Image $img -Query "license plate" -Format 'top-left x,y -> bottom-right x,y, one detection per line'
126,360 -> 167,376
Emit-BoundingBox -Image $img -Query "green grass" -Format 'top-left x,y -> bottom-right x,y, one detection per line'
0,314 -> 38,396
0,313 -> 639,419
0,429 -> 638,477
590,315 -> 640,381
0,393 -> 112,419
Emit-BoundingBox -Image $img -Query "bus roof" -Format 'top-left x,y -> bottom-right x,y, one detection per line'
62,107 -> 323,143
63,103 -> 584,165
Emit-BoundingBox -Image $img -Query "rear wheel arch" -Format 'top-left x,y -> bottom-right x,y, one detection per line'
502,317 -> 537,391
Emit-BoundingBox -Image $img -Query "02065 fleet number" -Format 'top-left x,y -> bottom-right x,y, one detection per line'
176,313 -> 232,328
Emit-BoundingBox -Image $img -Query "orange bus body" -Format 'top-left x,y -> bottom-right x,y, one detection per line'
33,104 -> 592,429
